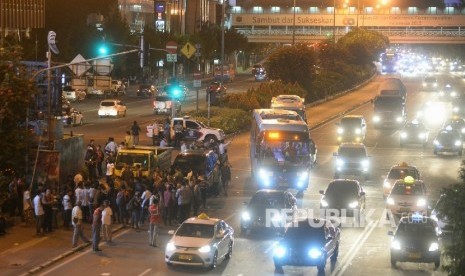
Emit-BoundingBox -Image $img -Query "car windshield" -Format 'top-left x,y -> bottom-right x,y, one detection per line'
391,184 -> 424,196
444,120 -> 465,129
437,131 -> 459,141
405,123 -> 424,131
115,153 -> 149,170
176,223 -> 214,238
424,77 -> 437,83
341,118 -> 362,128
155,96 -> 171,102
396,221 -> 437,238
285,223 -> 326,243
326,182 -> 358,198
374,96 -> 403,107
173,155 -> 206,174
101,101 -> 116,107
338,147 -> 366,158
388,168 -> 419,179
250,192 -> 285,207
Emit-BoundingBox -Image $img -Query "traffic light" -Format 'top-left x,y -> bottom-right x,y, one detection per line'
166,83 -> 182,99
97,43 -> 110,56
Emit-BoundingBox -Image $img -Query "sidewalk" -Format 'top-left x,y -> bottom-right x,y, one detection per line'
0,73 -> 386,275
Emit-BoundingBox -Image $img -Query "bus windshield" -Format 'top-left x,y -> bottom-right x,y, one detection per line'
258,131 -> 310,165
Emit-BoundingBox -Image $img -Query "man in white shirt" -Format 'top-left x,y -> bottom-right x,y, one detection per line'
106,161 -> 115,185
101,200 -> 113,243
219,139 -> 231,155
33,187 -> 45,236
23,185 -> 33,224
62,190 -> 73,229
72,200 -> 90,248
104,137 -> 117,154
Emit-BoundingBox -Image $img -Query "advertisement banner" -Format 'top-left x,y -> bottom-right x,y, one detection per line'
36,150 -> 60,183
232,14 -> 465,27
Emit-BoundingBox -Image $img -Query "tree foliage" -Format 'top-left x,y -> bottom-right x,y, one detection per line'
337,29 -> 389,65
437,161 -> 465,275
264,45 -> 317,90
0,45 -> 37,174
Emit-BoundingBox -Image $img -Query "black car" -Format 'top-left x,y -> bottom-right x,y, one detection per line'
389,216 -> 440,269
252,64 -> 264,75
319,179 -> 366,219
400,121 -> 429,147
273,218 -> 340,273
137,84 -> 157,97
442,117 -> 465,139
241,189 -> 297,234
333,143 -> 370,180
433,128 -> 463,156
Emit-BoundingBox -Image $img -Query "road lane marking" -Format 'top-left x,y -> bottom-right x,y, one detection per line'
0,236 -> 48,257
331,219 -> 379,276
37,228 -> 131,276
137,268 -> 152,276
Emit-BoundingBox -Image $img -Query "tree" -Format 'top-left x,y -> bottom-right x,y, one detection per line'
437,161 -> 465,275
264,45 -> 317,90
337,29 -> 389,65
0,45 -> 37,174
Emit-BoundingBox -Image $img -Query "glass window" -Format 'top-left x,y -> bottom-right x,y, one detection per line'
390,7 -> 400,14
391,183 -> 424,196
427,7 -> 437,14
101,101 -> 116,107
271,7 -> 280,13
445,7 -> 455,14
186,121 -> 199,129
407,7 -> 417,14
252,6 -> 263,14
309,7 -> 319,14
176,223 -> 214,238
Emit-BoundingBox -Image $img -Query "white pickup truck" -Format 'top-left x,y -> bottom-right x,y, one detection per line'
146,116 -> 226,142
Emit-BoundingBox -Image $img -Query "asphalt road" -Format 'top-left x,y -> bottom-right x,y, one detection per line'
16,71 -> 465,275
66,74 -> 259,147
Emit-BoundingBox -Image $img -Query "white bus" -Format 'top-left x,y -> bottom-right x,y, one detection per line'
250,109 -> 313,196
270,95 -> 307,122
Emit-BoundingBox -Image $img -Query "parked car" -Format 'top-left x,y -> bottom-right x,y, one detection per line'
98,99 -> 127,118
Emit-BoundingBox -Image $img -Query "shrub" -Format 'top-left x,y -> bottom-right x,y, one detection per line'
184,107 -> 250,134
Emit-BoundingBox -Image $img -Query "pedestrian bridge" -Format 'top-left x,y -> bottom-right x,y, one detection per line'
230,5 -> 465,44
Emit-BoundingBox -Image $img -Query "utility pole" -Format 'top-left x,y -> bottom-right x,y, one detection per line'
220,0 -> 226,105
292,0 -> 296,45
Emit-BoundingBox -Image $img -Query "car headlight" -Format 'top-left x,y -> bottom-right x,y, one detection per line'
422,83 -> 427,87
383,181 -> 391,188
439,91 -> 444,96
242,211 -> 251,221
321,199 -> 329,207
387,198 -> 395,205
308,248 -> 323,259
396,116 -> 403,123
355,128 -> 361,134
337,127 -> 344,134
417,198 -> 426,207
274,246 -> 286,258
451,91 -> 457,97
349,201 -> 359,208
418,133 -> 425,139
462,128 -> 465,134
166,242 -> 176,251
361,159 -> 369,167
373,115 -> 380,122
453,107 -> 459,112
429,242 -> 439,251
336,159 -> 344,166
400,132 -> 407,138
259,168 -> 273,179
455,140 -> 462,147
391,239 -> 401,250
434,140 -> 440,146
198,245 -> 211,253
298,171 -> 308,180
434,83 -> 438,87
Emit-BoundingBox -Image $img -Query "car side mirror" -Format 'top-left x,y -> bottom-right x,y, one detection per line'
387,230 -> 394,236
168,230 -> 175,235
360,191 -> 366,196
319,190 -> 325,195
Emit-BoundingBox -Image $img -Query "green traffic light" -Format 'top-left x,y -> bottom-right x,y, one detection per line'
98,45 -> 108,55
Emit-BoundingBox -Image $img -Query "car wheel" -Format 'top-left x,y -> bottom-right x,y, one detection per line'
434,259 -> 440,269
204,135 -> 218,144
209,251 -> 218,269
225,241 -> 233,259
390,257 -> 397,267
331,243 -> 339,262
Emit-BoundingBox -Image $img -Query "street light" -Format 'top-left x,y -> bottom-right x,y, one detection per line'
292,0 -> 296,45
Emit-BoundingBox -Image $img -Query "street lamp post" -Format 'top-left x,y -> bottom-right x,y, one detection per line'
292,0 -> 296,45
333,0 -> 336,43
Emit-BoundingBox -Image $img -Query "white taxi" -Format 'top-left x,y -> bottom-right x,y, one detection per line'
98,99 -> 127,118
386,177 -> 428,218
165,213 -> 234,268
382,162 -> 421,198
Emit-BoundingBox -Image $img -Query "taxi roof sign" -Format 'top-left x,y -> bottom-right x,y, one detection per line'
399,161 -> 409,167
197,213 -> 210,220
404,176 -> 415,184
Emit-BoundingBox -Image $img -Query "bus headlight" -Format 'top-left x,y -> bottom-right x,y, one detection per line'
349,201 -> 359,208
336,159 -> 344,167
298,171 -> 308,180
373,115 -> 381,122
429,242 -> 439,251
337,128 -> 344,134
274,246 -> 286,258
259,168 -> 273,179
361,159 -> 369,168
241,211 -> 251,221
355,128 -> 361,134
308,248 -> 323,259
